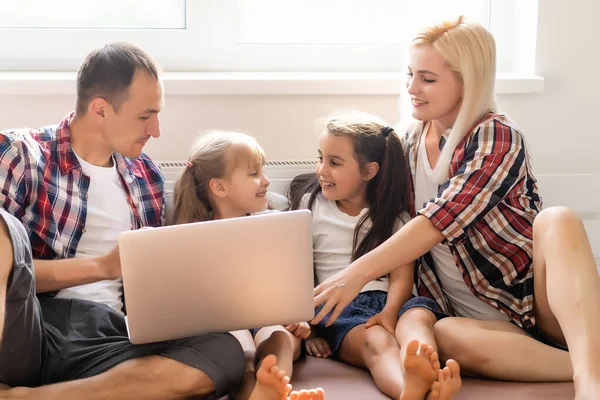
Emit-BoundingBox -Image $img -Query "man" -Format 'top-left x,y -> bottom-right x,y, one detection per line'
0,42 -> 245,399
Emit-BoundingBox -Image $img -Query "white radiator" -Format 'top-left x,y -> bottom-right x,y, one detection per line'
160,161 -> 600,266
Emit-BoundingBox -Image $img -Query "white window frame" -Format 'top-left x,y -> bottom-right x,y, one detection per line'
0,0 -> 542,95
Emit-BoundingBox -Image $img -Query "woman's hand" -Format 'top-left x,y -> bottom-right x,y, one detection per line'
312,267 -> 366,326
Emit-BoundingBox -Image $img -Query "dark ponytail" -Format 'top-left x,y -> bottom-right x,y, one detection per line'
354,128 -> 409,260
288,112 -> 411,261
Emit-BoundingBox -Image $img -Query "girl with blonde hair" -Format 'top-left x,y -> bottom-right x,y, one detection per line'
172,131 -> 324,400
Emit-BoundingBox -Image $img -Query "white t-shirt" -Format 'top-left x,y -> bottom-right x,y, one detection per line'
304,193 -> 408,293
414,127 -> 509,321
55,153 -> 132,314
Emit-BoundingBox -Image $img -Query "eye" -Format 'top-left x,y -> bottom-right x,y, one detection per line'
139,116 -> 150,120
330,160 -> 340,167
317,156 -> 323,163
423,77 -> 436,83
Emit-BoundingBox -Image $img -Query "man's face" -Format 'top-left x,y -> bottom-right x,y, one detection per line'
102,71 -> 164,158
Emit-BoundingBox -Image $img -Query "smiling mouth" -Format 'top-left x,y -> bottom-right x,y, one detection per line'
412,99 -> 429,106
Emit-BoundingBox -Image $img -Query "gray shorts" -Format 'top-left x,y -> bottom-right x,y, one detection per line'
0,209 -> 245,398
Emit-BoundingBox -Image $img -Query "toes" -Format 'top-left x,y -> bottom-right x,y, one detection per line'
429,350 -> 440,370
437,369 -> 445,383
446,359 -> 461,378
261,354 -> 278,370
426,382 -> 441,400
406,339 -> 420,356
419,342 -> 429,355
315,388 -> 325,400
443,366 -> 452,381
275,369 -> 287,380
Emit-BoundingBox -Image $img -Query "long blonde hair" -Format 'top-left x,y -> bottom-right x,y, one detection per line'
409,16 -> 498,183
171,131 -> 266,225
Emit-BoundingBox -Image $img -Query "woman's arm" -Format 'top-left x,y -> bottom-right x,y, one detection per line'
313,216 -> 442,325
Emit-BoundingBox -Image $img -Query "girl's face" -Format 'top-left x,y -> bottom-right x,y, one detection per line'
317,132 -> 369,205
406,45 -> 463,128
223,162 -> 270,215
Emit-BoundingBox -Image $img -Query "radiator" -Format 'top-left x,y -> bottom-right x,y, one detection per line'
160,161 -> 600,265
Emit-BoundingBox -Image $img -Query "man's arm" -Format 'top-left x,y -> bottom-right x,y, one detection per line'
34,245 -> 121,293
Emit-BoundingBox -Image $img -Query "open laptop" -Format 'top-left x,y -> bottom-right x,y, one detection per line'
119,210 -> 314,344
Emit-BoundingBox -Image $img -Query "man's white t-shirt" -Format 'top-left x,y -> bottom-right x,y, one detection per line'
414,128 -> 509,321
305,193 -> 408,293
54,153 -> 132,314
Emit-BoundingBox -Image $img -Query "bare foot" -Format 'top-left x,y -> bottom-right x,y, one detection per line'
399,340 -> 439,400
427,382 -> 441,400
434,360 -> 462,400
288,388 -> 325,399
248,354 -> 292,400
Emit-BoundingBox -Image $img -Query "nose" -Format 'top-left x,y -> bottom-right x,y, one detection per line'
406,76 -> 419,96
317,161 -> 328,177
262,173 -> 271,188
147,115 -> 161,138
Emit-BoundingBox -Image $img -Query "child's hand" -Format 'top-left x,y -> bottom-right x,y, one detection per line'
285,321 -> 311,339
306,336 -> 332,358
365,309 -> 398,336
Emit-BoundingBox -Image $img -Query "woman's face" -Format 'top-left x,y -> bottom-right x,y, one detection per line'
406,45 -> 463,128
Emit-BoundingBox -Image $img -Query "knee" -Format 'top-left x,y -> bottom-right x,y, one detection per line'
183,332 -> 246,396
398,308 -> 437,327
363,327 -> 398,358
534,207 -> 584,236
434,318 -> 490,371
268,329 -> 294,347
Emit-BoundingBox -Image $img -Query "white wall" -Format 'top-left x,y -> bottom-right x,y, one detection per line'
1,0 -> 598,176
0,0 -> 598,262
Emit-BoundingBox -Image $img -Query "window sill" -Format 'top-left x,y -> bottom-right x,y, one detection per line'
0,71 -> 544,96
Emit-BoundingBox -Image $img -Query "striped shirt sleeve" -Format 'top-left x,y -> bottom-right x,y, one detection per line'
0,135 -> 30,218
419,119 -> 527,244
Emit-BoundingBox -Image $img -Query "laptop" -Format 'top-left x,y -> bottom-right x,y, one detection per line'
119,210 -> 315,344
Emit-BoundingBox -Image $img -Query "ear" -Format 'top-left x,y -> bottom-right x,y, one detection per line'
208,178 -> 227,198
364,162 -> 379,182
89,98 -> 109,120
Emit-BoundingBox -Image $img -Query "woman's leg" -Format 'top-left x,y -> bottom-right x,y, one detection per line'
529,207 -> 600,398
434,317 -> 572,381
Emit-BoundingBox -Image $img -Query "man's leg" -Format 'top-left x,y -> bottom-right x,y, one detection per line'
0,209 -> 44,387
5,355 -> 219,400
5,331 -> 245,400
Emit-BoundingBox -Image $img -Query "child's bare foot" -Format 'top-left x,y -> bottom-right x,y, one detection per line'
426,382 -> 441,400
248,354 -> 292,400
399,340 -> 439,400
289,388 -> 325,399
433,359 -> 462,400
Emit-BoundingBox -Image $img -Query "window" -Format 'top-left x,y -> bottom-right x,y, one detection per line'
0,0 -> 538,76
0,0 -> 185,29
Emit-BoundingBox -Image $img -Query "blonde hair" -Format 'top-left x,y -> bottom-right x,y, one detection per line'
171,131 -> 265,225
409,16 -> 498,183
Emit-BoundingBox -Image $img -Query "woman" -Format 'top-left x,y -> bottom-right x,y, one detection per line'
312,16 -> 600,399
